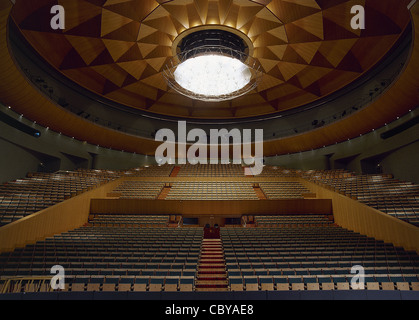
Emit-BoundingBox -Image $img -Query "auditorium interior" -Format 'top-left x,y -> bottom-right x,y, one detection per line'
0,0 -> 418,302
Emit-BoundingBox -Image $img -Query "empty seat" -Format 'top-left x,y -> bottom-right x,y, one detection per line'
164,277 -> 179,292
133,277 -> 149,292
244,276 -> 259,291
86,276 -> 103,291
149,277 -> 165,292
289,276 -> 304,291
179,277 -> 194,292
259,276 -> 274,291
304,276 -> 319,290
365,276 -> 379,290
102,276 -> 119,291
229,277 -> 244,291
318,276 -> 334,290
396,282 -> 410,291
274,276 -> 289,291
118,277 -> 134,292
71,277 -> 89,292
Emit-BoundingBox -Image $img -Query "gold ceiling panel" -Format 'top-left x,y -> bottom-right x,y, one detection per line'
11,0 -> 412,119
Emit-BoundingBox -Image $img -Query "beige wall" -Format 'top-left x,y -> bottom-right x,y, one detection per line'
90,198 -> 332,217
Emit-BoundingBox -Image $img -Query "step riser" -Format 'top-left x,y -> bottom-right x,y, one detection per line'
198,237 -> 228,290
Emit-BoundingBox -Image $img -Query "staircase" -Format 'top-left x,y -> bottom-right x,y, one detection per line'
195,238 -> 228,291
253,185 -> 267,200
157,186 -> 171,199
170,166 -> 181,177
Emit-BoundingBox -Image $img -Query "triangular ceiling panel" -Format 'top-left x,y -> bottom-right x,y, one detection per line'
141,16 -> 178,37
102,39 -> 137,61
59,48 -> 88,70
116,43 -> 143,62
117,60 -> 149,80
138,30 -> 173,47
291,11 -> 324,40
267,0 -> 321,24
104,0 -> 160,22
64,14 -> 103,38
236,3 -> 265,29
285,23 -> 323,43
316,38 -> 357,66
276,61 -> 307,81
89,48 -> 115,66
65,35 -> 107,65
314,0 -> 348,10
322,17 -> 359,41
267,45 -> 288,60
58,0 -> 103,31
336,50 -> 363,73
91,63 -> 129,87
161,3 -> 191,28
289,41 -> 322,64
100,8 -> 133,37
309,50 -> 335,69
101,20 -> 141,41
253,27 -> 288,47
247,16 -> 284,38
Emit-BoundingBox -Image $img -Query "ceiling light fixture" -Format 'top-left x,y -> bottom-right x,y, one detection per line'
163,30 -> 263,102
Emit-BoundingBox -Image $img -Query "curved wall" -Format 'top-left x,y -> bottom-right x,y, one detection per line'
1,102 -> 418,184
265,107 -> 419,183
0,103 -> 153,183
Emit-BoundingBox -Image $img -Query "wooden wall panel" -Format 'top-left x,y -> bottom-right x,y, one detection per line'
89,198 -> 333,216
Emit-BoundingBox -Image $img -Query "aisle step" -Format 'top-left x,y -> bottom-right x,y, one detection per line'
195,233 -> 228,291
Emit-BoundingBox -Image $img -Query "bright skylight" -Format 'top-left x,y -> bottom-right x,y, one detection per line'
174,54 -> 251,97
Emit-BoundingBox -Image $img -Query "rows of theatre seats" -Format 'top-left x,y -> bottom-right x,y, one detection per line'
1,214 -> 418,293
165,181 -> 259,200
0,217 -> 203,293
256,167 -> 301,177
129,165 -> 175,177
111,181 -> 165,199
304,171 -> 419,227
254,215 -> 334,227
0,166 -> 176,227
0,170 -> 121,227
258,181 -> 310,199
76,166 -> 175,178
109,180 -> 311,200
176,164 -> 245,177
222,215 -> 419,291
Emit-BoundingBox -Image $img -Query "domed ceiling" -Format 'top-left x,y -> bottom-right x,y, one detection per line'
11,0 -> 411,120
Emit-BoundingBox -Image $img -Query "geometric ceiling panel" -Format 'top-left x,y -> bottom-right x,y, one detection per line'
11,0 -> 412,119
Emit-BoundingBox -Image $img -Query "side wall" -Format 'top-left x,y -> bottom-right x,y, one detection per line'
265,109 -> 419,183
0,104 -> 155,183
